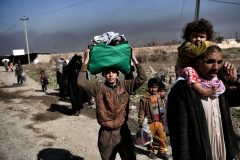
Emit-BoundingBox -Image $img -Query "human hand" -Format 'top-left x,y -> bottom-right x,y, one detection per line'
131,47 -> 138,65
83,49 -> 90,65
221,61 -> 237,82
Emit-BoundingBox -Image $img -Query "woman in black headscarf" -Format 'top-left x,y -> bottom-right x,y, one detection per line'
67,54 -> 91,116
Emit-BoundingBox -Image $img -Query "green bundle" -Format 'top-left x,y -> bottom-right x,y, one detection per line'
88,42 -> 131,75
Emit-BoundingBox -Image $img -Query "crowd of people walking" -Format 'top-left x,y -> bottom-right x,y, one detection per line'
1,18 -> 240,160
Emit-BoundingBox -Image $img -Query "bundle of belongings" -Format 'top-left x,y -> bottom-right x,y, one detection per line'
88,31 -> 132,75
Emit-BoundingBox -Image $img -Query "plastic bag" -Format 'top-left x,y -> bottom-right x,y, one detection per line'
135,117 -> 153,146
21,73 -> 26,81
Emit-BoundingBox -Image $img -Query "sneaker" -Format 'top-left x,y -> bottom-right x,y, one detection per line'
148,152 -> 157,159
157,152 -> 169,160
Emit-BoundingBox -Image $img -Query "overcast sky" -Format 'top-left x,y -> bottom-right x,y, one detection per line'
0,0 -> 239,56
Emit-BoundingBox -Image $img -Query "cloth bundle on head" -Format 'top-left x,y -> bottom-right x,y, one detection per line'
88,31 -> 131,75
90,31 -> 127,46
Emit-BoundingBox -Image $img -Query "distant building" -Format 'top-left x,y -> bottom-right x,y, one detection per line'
221,39 -> 238,44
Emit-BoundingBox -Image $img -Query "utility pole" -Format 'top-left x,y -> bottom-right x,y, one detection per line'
194,0 -> 200,21
236,32 -> 239,42
20,16 -> 30,64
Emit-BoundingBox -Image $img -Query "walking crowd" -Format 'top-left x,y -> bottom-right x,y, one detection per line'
2,59 -> 26,85
1,18 -> 240,160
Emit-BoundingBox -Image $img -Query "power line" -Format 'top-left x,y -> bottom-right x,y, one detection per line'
174,0 -> 186,40
0,22 -> 13,26
0,20 -> 20,35
30,0 -> 94,18
209,0 -> 240,5
0,0 -> 94,35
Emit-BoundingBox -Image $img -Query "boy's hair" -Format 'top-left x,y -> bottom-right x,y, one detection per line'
102,68 -> 119,76
40,70 -> 45,74
182,18 -> 214,41
148,78 -> 159,88
158,81 -> 166,91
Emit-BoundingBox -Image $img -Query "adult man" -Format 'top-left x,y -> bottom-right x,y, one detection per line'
15,61 -> 23,84
77,48 -> 147,160
167,45 -> 240,160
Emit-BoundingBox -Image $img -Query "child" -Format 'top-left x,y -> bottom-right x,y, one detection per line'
40,70 -> 49,92
8,62 -> 14,72
3,60 -> 9,71
138,78 -> 169,160
158,80 -> 167,123
15,62 -> 23,84
176,18 -> 225,97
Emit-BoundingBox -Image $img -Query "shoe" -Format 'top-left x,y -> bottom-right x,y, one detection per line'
88,100 -> 94,106
148,152 -> 157,159
74,110 -> 80,116
58,97 -> 69,102
157,152 -> 169,160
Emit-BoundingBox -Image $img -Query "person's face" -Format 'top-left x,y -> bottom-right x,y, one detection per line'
149,85 -> 159,95
197,50 -> 223,80
189,32 -> 207,45
103,69 -> 118,84
158,89 -> 166,98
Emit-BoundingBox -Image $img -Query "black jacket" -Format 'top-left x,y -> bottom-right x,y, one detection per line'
167,80 -> 239,160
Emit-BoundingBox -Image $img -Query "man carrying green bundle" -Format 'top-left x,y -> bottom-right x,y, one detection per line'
77,48 -> 147,160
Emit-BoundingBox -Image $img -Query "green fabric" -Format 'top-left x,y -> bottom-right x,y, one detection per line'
88,42 -> 131,75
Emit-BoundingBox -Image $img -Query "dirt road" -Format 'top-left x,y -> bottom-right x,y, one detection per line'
0,66 -> 102,160
0,66 -> 172,160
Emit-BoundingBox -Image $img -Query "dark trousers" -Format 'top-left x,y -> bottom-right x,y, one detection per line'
57,71 -> 68,98
41,84 -> 47,91
98,123 -> 136,160
17,75 -> 23,84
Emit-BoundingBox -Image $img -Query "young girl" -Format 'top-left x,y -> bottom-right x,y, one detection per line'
40,70 -> 49,92
176,18 -> 225,97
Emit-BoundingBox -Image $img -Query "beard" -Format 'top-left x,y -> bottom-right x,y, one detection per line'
206,69 -> 218,79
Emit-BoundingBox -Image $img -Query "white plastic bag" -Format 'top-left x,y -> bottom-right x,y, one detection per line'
135,117 -> 153,146
21,73 -> 26,81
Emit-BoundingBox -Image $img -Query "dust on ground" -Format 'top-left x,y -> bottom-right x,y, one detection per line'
0,66 -> 173,160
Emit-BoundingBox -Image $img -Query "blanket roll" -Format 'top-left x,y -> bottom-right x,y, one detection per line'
88,42 -> 131,75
